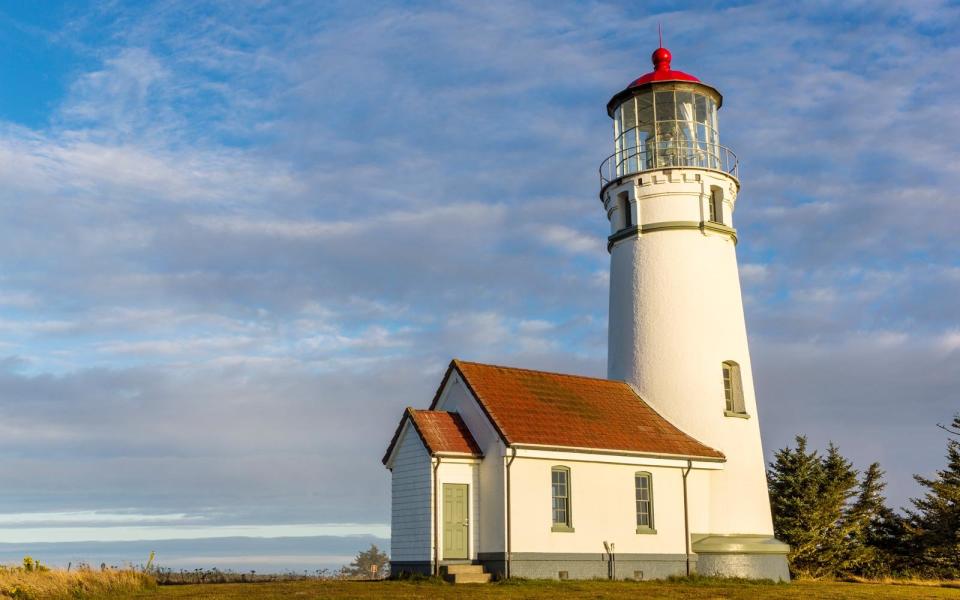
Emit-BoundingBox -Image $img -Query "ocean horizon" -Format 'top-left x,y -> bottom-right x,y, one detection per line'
0,534 -> 389,574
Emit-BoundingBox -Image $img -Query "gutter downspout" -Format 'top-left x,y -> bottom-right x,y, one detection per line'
504,446 -> 517,579
682,459 -> 692,577
432,456 -> 441,577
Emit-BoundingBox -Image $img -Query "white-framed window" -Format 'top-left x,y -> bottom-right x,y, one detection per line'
709,188 -> 723,224
551,466 -> 573,531
618,192 -> 632,229
635,472 -> 654,532
723,361 -> 746,415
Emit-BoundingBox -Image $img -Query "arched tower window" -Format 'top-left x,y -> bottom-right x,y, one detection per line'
722,361 -> 746,415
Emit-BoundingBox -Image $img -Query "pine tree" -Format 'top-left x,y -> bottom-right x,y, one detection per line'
816,443 -> 860,575
846,462 -> 903,576
343,544 -> 390,579
768,436 -> 826,577
769,437 -> 899,578
937,413 -> 960,438
907,418 -> 960,578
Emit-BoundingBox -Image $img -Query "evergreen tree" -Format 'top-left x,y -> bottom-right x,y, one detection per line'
816,443 -> 860,574
847,462 -> 904,576
907,419 -> 960,578
769,437 -> 898,578
343,544 -> 389,579
937,413 -> 960,438
768,436 -> 826,577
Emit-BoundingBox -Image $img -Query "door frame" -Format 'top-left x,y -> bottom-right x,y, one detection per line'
441,483 -> 470,560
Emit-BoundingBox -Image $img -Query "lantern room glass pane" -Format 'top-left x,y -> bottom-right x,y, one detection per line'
695,94 -> 708,123
636,93 -> 653,127
676,92 -> 694,121
676,91 -> 696,151
622,97 -> 637,130
655,91 -> 675,121
697,123 -> 707,146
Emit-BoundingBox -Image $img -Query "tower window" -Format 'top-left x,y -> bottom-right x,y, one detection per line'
618,193 -> 632,229
709,189 -> 723,224
551,466 -> 573,531
635,472 -> 655,533
723,361 -> 746,415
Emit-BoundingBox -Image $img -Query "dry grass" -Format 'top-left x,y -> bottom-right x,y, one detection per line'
121,577 -> 960,599
0,567 -> 156,599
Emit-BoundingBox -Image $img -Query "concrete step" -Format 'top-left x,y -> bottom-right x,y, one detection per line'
445,572 -> 491,584
442,564 -> 485,575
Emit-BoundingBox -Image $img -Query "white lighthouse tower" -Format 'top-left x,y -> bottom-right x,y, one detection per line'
601,46 -> 789,577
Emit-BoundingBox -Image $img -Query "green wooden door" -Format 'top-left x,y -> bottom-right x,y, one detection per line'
442,483 -> 469,559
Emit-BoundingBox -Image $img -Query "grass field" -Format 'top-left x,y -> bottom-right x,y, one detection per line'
125,578 -> 960,599
0,566 -> 155,599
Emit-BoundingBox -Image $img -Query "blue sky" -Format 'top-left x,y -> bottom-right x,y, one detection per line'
0,0 -> 958,570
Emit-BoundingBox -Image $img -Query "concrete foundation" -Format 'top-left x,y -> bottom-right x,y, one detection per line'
389,561 -> 432,578
479,552 -> 690,580
696,552 -> 790,582
692,534 -> 791,582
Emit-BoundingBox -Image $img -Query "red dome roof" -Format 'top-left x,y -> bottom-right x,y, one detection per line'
627,46 -> 700,87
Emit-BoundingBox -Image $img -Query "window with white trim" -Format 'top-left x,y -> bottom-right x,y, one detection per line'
723,361 -> 746,415
618,192 -> 632,229
551,466 -> 572,530
635,472 -> 654,531
709,188 -> 723,224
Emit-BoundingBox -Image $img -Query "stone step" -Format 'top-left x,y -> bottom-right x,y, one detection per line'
445,572 -> 491,584
442,564 -> 485,575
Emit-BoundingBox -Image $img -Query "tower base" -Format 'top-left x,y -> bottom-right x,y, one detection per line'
692,534 -> 790,581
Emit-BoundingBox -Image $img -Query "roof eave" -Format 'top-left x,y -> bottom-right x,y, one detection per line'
606,79 -> 724,117
508,442 -> 726,463
434,451 -> 483,459
430,359 -> 513,448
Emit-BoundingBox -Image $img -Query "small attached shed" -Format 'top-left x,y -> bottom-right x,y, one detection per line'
382,408 -> 483,576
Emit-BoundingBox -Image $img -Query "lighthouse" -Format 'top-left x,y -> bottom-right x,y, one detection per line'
601,46 -> 789,576
384,44 -> 790,582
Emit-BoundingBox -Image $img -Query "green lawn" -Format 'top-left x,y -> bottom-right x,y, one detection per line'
126,579 -> 960,599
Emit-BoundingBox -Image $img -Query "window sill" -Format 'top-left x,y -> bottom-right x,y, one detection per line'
724,410 -> 750,419
635,526 -> 657,535
551,525 -> 575,533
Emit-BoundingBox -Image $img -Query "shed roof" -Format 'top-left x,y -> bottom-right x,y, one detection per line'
382,408 -> 482,465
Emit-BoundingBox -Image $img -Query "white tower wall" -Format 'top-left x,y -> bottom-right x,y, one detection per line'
605,168 -> 774,537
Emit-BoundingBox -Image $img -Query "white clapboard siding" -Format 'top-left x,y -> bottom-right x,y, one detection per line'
390,424 -> 433,562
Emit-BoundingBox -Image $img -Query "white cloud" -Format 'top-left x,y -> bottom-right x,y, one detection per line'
531,224 -> 600,255
740,263 -> 768,283
939,330 -> 960,353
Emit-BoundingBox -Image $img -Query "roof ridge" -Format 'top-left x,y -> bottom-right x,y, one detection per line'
453,358 -> 624,385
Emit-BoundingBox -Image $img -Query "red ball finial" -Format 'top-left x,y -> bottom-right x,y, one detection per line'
652,47 -> 672,71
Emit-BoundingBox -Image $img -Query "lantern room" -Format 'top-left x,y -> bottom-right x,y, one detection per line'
600,47 -> 737,188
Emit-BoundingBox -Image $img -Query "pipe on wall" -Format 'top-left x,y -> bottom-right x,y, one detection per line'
682,459 -> 692,576
504,446 -> 517,579
432,457 -> 441,577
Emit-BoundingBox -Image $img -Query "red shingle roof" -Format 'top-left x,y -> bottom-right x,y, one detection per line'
434,360 -> 724,460
382,408 -> 482,465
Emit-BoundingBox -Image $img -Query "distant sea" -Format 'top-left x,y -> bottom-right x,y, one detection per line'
0,535 -> 389,574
